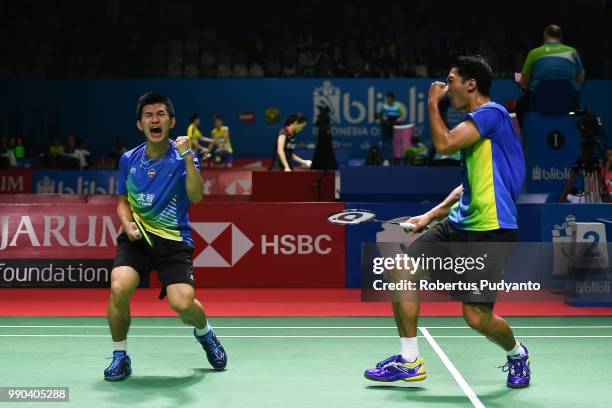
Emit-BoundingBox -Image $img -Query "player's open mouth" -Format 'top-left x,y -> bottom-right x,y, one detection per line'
150,127 -> 162,137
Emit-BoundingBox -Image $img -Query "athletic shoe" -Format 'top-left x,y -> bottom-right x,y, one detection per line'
104,351 -> 132,381
501,343 -> 531,388
364,355 -> 427,382
194,328 -> 227,370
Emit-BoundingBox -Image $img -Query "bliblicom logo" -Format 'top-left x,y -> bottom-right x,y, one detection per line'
312,80 -> 425,137
531,166 -> 571,181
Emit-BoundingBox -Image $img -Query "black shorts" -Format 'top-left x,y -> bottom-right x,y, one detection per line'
405,220 -> 518,307
113,232 -> 195,299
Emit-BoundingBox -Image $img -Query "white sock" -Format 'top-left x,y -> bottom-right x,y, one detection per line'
113,340 -> 127,353
506,340 -> 526,358
400,337 -> 419,362
195,322 -> 212,337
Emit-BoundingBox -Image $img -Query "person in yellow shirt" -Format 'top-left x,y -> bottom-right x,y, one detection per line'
186,113 -> 211,155
208,115 -> 234,167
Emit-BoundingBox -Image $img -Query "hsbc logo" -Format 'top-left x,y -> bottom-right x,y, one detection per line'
191,222 -> 335,267
192,223 -> 254,267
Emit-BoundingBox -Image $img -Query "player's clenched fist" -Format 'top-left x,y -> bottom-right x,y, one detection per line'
175,136 -> 191,155
428,81 -> 448,103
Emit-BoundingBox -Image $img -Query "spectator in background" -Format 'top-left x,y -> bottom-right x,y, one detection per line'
12,137 -> 25,160
59,135 -> 80,169
7,136 -> 16,157
42,136 -> 65,167
49,136 -> 65,156
404,134 -> 428,165
282,60 -> 297,77
365,145 -> 384,166
186,113 -> 211,155
0,137 -> 17,168
515,24 -> 585,125
109,137 -> 127,169
377,91 -> 405,162
208,115 -> 234,167
74,137 -> 91,169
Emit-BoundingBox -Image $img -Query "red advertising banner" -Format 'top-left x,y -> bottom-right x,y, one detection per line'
189,202 -> 346,287
0,200 -> 346,288
202,170 -> 252,195
0,170 -> 32,194
0,203 -> 119,259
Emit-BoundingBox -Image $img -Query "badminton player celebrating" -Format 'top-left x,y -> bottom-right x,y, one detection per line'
364,56 -> 530,388
104,92 -> 227,381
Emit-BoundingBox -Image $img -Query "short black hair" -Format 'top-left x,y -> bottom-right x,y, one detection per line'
544,24 -> 562,40
213,114 -> 222,121
386,92 -> 395,99
136,92 -> 175,121
190,113 -> 200,122
284,113 -> 307,126
452,56 -> 493,97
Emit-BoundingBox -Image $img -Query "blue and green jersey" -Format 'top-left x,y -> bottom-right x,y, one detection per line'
521,42 -> 584,90
448,102 -> 525,231
118,141 -> 200,244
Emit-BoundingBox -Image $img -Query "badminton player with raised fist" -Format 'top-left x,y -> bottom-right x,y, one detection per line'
364,56 -> 530,389
104,92 -> 227,381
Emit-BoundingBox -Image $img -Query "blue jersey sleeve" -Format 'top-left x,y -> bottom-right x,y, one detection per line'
465,107 -> 501,140
117,153 -> 128,195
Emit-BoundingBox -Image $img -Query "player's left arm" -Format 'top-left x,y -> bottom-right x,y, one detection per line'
175,136 -> 204,203
428,82 -> 480,154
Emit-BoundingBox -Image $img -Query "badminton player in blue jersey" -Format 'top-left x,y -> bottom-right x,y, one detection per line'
364,57 -> 530,388
104,92 -> 227,381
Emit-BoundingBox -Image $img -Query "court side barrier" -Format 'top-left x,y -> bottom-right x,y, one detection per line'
340,166 -> 462,202
0,198 -> 346,289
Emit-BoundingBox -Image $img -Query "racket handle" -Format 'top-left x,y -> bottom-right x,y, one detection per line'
399,222 -> 416,230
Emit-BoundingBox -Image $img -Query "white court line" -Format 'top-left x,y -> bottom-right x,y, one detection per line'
420,327 -> 485,408
0,334 -> 610,338
0,325 -> 611,329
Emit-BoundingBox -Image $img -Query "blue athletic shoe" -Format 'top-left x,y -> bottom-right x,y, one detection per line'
364,355 -> 427,382
194,328 -> 227,370
104,351 -> 132,381
501,343 -> 531,388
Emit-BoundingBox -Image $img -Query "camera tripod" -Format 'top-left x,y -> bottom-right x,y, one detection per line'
559,158 -> 609,203
560,110 -> 610,203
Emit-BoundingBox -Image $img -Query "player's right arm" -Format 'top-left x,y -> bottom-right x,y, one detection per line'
406,184 -> 463,232
116,153 -> 141,241
117,195 -> 141,241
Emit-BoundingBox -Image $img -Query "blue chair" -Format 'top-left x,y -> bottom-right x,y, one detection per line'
531,80 -> 576,114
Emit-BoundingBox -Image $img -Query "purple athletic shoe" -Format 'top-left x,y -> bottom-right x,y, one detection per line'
364,355 -> 427,382
501,343 -> 531,388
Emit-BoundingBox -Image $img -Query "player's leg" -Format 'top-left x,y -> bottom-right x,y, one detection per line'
459,230 -> 531,388
165,283 -> 227,370
462,303 -> 530,388
166,283 -> 207,328
363,223 -> 451,382
104,266 -> 140,381
108,266 -> 140,343
462,302 -> 516,350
